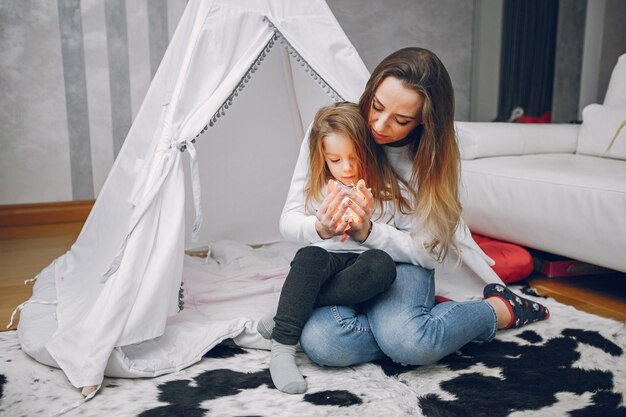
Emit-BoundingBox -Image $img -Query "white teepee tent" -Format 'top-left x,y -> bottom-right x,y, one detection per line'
16,0 -> 369,389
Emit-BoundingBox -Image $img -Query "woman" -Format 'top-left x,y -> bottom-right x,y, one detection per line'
280,47 -> 549,368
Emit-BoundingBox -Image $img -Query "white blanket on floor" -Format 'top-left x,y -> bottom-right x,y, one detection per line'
18,240 -> 303,379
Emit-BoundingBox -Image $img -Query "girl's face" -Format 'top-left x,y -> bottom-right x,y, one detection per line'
322,132 -> 358,186
367,76 -> 424,145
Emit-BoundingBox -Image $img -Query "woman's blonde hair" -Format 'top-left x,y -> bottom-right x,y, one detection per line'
359,47 -> 462,262
305,102 -> 383,211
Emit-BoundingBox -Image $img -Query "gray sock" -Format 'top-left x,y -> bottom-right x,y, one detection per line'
257,315 -> 275,340
269,340 -> 307,394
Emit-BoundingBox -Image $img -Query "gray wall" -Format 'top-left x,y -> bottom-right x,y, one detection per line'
596,0 -> 626,104
328,0 -> 475,121
470,0 -> 503,122
551,0 -> 587,123
578,0 -> 626,116
0,0 -> 187,204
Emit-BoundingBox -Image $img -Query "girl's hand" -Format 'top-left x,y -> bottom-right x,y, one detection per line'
315,180 -> 351,239
346,179 -> 374,242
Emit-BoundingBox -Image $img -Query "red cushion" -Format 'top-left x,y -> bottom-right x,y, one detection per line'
471,233 -> 533,283
513,111 -> 552,123
471,233 -> 494,245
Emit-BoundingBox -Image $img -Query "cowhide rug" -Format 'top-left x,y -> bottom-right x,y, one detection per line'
1,290 -> 625,417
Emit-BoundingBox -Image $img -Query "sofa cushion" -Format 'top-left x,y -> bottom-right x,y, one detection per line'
456,122 -> 578,160
577,104 -> 626,160
603,53 -> 626,107
461,153 -> 626,273
471,233 -> 533,284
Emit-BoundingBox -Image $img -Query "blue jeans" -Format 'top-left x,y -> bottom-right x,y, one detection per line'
300,263 -> 498,367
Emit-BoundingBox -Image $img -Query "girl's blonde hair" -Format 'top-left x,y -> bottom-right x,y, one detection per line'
359,47 -> 462,262
305,102 -> 383,211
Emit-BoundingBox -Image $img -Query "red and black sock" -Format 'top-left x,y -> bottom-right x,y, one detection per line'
484,283 -> 550,329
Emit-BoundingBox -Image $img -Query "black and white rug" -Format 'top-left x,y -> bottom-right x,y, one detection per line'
1,292 -> 625,417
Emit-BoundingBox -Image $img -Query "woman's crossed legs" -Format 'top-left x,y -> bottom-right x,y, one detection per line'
301,263 -> 497,367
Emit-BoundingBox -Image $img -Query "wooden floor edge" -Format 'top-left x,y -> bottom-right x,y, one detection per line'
0,200 -> 95,226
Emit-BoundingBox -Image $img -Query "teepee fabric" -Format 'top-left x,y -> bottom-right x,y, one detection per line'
18,0 -> 369,388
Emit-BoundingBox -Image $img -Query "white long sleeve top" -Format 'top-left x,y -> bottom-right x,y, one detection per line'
280,132 -> 504,299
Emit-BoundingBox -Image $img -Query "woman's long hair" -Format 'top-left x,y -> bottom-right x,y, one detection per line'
359,47 -> 462,262
305,102 -> 382,212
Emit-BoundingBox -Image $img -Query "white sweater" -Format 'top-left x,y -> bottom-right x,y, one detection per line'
280,133 -> 504,299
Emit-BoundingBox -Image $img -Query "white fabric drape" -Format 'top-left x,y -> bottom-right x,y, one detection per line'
30,0 -> 369,388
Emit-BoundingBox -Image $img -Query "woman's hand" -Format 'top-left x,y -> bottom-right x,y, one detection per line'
315,180 -> 351,239
345,179 -> 375,242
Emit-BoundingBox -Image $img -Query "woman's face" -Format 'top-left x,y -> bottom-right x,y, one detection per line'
367,76 -> 423,145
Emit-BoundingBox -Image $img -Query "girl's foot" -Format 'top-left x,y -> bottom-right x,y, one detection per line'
257,315 -> 275,340
270,340 -> 307,394
484,283 -> 550,330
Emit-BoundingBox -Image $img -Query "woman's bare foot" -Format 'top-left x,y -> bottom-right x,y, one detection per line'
486,296 -> 513,329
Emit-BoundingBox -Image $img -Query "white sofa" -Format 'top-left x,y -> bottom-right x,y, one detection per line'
456,54 -> 626,273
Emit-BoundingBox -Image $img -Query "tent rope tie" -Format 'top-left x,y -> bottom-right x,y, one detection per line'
49,384 -> 101,417
24,258 -> 57,285
6,299 -> 58,329
177,139 -> 203,241
24,274 -> 39,284
101,139 -> 202,282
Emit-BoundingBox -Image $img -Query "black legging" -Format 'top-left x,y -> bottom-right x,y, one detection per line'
272,245 -> 396,345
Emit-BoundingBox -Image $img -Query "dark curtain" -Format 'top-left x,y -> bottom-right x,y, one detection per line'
496,0 -> 559,121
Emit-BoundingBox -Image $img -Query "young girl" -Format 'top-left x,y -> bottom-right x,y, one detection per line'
257,102 -> 397,394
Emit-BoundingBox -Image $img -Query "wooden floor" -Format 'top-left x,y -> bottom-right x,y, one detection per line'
0,222 -> 84,330
1,222 -> 626,331
529,271 -> 626,322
